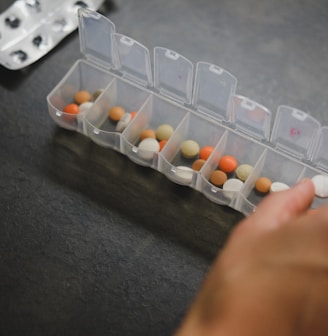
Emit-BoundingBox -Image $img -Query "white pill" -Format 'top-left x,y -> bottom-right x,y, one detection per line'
79,102 -> 93,114
174,166 -> 194,184
312,174 -> 328,198
223,178 -> 244,199
270,182 -> 290,193
137,138 -> 160,160
116,113 -> 132,132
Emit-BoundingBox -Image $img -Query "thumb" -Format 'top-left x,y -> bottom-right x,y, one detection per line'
233,178 -> 315,238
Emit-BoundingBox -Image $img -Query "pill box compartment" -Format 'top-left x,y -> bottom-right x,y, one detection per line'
85,77 -> 151,150
122,94 -> 189,167
46,8 -> 328,216
48,60 -> 114,131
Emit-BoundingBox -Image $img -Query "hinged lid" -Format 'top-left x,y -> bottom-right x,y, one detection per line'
192,62 -> 237,122
270,105 -> 321,160
232,95 -> 271,141
78,8 -> 116,69
153,47 -> 193,104
311,126 -> 328,172
112,33 -> 152,87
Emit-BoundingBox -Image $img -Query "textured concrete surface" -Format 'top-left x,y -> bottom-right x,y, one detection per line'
0,0 -> 327,335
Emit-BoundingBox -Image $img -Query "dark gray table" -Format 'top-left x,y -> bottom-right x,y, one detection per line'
1,1 -> 327,335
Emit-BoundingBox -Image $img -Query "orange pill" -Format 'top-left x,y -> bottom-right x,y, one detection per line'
140,129 -> 156,140
192,159 -> 206,171
130,111 -> 138,119
199,146 -> 214,160
255,177 -> 272,194
210,170 -> 227,187
74,90 -> 91,105
108,106 -> 125,121
159,139 -> 167,151
63,103 -> 79,115
218,155 -> 238,173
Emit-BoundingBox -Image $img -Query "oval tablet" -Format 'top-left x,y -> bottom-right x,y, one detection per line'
140,128 -> 156,140
270,182 -> 290,193
108,106 -> 125,121
116,113 -> 132,132
192,159 -> 206,171
223,178 -> 244,199
174,166 -> 194,184
312,175 -> 328,198
137,138 -> 160,160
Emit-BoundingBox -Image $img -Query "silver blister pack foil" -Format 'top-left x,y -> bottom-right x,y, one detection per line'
0,0 -> 104,70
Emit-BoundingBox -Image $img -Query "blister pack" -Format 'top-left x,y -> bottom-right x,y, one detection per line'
0,0 -> 104,70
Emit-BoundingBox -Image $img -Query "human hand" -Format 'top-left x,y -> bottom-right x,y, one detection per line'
175,179 -> 328,336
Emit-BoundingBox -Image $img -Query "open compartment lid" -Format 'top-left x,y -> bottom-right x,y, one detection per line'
270,105 -> 321,160
192,62 -> 237,122
78,8 -> 116,69
232,95 -> 271,141
154,47 -> 193,104
311,126 -> 328,172
112,33 -> 152,87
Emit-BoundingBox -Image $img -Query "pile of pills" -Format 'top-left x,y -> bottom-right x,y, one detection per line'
135,124 -> 174,160
107,105 -> 137,132
63,89 -> 104,120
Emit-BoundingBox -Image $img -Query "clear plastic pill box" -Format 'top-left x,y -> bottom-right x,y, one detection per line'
47,8 -> 328,215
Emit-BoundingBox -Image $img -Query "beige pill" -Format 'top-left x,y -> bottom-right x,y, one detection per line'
180,140 -> 200,159
236,164 -> 253,182
156,124 -> 174,141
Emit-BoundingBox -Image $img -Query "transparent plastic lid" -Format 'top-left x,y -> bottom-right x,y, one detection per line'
113,33 -> 152,87
312,126 -> 328,171
154,47 -> 193,104
79,7 -> 116,69
0,1 -> 104,70
270,105 -> 321,159
192,62 -> 237,122
232,95 -> 271,141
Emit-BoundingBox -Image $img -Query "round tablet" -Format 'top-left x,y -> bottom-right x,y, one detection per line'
74,90 -> 91,105
159,140 -> 167,151
218,155 -> 238,173
63,103 -> 79,114
137,138 -> 160,160
156,124 -> 174,141
174,166 -> 194,184
180,140 -> 200,159
140,129 -> 156,140
255,177 -> 272,194
116,113 -> 132,132
192,159 -> 206,171
236,164 -> 253,182
199,146 -> 214,160
108,106 -> 125,121
223,178 -> 244,198
79,102 -> 93,114
210,170 -> 227,187
270,182 -> 290,193
312,174 -> 328,198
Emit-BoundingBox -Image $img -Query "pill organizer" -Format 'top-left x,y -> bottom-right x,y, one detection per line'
0,0 -> 104,70
47,8 -> 328,216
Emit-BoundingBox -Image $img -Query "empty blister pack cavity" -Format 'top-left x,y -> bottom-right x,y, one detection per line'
0,0 -> 104,70
47,8 -> 328,216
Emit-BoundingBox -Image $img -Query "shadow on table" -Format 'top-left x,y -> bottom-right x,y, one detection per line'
43,127 -> 243,261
